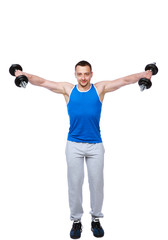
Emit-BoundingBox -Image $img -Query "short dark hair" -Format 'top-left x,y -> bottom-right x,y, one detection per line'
75,60 -> 92,71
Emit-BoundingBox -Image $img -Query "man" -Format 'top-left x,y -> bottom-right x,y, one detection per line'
15,60 -> 152,239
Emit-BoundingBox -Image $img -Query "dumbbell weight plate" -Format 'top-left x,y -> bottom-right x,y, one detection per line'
9,64 -> 23,76
138,78 -> 152,89
145,64 -> 158,75
15,75 -> 28,88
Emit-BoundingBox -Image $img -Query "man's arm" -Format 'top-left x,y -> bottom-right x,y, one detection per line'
96,71 -> 153,93
94,71 -> 153,102
15,70 -> 74,95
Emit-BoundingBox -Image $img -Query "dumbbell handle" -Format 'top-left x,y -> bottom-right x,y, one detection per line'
20,81 -> 27,88
149,62 -> 156,66
140,84 -> 147,91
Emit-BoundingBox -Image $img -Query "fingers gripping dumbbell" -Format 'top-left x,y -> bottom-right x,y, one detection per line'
138,62 -> 158,91
9,64 -> 28,88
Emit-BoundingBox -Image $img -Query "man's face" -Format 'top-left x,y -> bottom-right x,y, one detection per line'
75,65 -> 93,88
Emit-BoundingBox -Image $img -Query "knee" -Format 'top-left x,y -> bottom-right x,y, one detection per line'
68,170 -> 84,187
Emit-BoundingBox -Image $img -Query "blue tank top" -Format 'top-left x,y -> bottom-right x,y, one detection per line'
67,84 -> 102,143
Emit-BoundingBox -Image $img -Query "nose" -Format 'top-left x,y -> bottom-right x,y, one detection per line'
82,74 -> 85,80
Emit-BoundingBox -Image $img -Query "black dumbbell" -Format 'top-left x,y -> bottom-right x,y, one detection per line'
9,64 -> 28,88
138,62 -> 158,91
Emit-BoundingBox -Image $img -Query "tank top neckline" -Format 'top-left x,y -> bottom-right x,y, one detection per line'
76,84 -> 93,93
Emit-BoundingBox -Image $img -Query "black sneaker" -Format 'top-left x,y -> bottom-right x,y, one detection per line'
91,218 -> 104,238
70,220 -> 82,239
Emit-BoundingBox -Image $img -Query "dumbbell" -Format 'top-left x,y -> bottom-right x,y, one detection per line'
9,64 -> 28,88
138,62 -> 158,91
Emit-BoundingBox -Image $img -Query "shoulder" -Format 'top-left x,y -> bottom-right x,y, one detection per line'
94,81 -> 106,94
63,82 -> 75,95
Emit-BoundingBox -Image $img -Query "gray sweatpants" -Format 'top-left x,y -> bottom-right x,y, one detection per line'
65,141 -> 105,221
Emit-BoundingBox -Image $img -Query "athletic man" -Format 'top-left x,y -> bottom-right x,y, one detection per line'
15,61 -> 152,239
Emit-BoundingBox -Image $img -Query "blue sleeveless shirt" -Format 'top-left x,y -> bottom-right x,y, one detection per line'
67,84 -> 102,143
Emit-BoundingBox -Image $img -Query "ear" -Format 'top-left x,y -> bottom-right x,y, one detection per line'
91,72 -> 93,78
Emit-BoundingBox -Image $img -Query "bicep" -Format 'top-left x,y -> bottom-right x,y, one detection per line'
41,80 -> 72,95
102,79 -> 126,93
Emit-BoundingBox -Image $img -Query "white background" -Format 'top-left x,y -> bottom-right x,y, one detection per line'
0,0 -> 168,239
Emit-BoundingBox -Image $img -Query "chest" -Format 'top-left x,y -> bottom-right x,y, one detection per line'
67,87 -> 102,116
